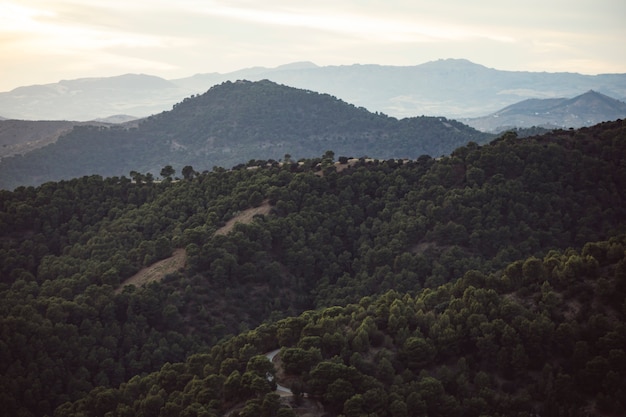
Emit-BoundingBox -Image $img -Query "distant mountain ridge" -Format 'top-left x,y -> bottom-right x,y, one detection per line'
465,90 -> 626,132
1,59 -> 625,120
1,74 -> 180,121
0,80 -> 492,190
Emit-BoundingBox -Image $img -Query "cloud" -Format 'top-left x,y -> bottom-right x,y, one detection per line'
1,2 -> 169,51
190,2 -> 515,44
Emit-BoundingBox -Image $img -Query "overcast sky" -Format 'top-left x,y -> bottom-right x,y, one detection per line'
1,0 -> 625,92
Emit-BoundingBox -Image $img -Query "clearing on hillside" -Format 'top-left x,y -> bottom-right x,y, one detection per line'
214,199 -> 272,235
115,248 -> 187,293
116,200 -> 273,292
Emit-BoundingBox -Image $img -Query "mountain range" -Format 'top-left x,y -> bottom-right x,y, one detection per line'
0,80 -> 492,190
2,59 -> 626,121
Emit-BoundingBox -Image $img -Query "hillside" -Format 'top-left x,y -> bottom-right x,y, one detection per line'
61,238 -> 626,417
466,90 -> 626,132
1,59 -> 626,121
0,119 -> 116,159
0,120 -> 625,416
0,79 -> 491,190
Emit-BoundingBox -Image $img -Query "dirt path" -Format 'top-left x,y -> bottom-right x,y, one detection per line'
115,248 -> 186,293
214,200 -> 272,236
116,201 -> 272,292
265,349 -> 293,396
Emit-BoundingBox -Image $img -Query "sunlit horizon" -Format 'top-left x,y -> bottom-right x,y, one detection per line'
1,0 -> 625,92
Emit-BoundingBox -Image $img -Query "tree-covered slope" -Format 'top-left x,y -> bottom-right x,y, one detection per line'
58,235 -> 626,417
0,120 -> 625,416
0,80 -> 491,190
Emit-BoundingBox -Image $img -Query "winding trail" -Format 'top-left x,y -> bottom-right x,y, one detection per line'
265,349 -> 292,395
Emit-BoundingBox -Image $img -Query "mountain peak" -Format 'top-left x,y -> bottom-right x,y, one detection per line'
466,90 -> 626,132
420,58 -> 489,70
580,89 -> 604,98
565,89 -> 626,108
275,61 -> 319,70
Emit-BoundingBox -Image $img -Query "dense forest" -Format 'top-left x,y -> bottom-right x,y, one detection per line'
0,80 -> 492,190
0,119 -> 625,416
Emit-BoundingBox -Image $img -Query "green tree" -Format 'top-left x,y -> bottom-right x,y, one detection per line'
182,165 -> 197,180
402,337 -> 436,370
246,355 -> 275,378
343,394 -> 365,417
160,165 -> 175,181
323,378 -> 354,412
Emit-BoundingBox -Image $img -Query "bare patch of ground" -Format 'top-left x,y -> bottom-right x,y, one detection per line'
115,201 -> 273,292
314,159 -> 360,177
115,248 -> 186,293
215,199 -> 272,236
334,159 -> 360,173
411,241 -> 436,254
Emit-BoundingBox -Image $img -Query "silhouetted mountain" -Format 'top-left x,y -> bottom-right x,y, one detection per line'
466,90 -> 626,132
0,80 -> 491,189
2,59 -> 625,120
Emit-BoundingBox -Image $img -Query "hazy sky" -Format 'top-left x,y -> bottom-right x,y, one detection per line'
1,0 -> 625,91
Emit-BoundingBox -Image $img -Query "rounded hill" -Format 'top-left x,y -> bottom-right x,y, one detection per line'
0,80 -> 491,189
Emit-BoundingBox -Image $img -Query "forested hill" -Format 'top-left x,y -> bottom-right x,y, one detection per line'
0,120 -> 625,416
0,80 -> 491,190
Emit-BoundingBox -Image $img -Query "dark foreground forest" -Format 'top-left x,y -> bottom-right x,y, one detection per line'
1,120 -> 625,416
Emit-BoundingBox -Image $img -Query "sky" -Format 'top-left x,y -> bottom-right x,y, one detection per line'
1,0 -> 625,92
